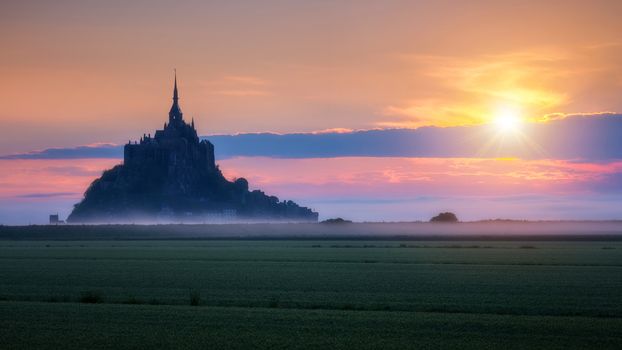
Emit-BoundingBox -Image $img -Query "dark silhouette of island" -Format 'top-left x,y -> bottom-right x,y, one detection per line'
67,74 -> 318,223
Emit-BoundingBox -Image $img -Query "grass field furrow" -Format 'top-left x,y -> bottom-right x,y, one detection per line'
3,255 -> 622,267
1,238 -> 621,349
1,301 -> 621,350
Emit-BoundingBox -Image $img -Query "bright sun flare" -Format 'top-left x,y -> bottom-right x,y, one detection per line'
493,107 -> 522,133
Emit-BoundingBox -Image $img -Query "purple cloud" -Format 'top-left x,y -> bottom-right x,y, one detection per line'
2,113 -> 622,161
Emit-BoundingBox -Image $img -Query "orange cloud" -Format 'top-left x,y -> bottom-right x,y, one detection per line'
378,50 -> 572,128
3,2 -> 622,154
537,111 -> 618,122
200,75 -> 272,97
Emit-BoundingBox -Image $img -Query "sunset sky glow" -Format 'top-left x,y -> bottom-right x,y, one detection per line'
1,0 -> 622,223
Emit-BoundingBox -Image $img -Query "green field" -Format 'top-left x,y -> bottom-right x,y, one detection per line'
1,239 -> 621,349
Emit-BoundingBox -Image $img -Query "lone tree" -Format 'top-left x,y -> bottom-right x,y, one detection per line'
321,217 -> 353,224
430,212 -> 459,223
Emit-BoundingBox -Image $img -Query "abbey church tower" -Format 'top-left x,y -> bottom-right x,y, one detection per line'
123,74 -> 216,177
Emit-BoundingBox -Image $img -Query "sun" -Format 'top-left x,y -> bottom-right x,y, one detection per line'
493,106 -> 523,133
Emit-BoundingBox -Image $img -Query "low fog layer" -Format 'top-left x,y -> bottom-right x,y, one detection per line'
1,221 -> 622,240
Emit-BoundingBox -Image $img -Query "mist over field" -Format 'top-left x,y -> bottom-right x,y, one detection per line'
2,221 -> 622,240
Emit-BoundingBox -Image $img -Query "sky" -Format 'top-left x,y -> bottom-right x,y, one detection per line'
1,0 -> 622,224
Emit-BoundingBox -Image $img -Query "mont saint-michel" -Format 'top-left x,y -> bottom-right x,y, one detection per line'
67,75 -> 318,223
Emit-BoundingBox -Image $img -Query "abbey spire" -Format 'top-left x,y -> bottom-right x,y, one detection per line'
169,70 -> 183,123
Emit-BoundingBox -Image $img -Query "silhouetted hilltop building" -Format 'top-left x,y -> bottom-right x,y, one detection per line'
68,74 -> 318,223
